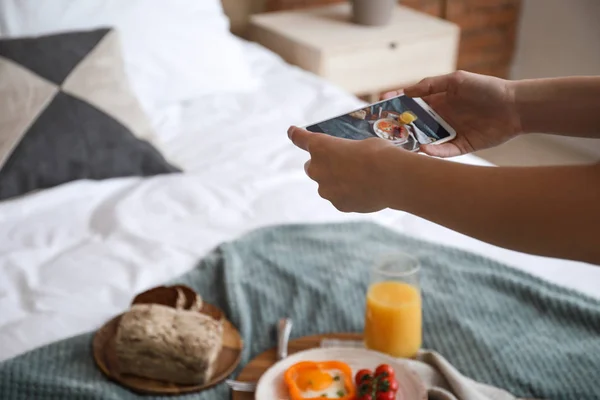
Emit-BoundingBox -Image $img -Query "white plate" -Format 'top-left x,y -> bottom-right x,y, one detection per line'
255,347 -> 427,400
373,118 -> 409,144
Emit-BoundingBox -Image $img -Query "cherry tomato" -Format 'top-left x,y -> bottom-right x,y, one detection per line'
376,392 -> 395,400
377,378 -> 396,393
358,382 -> 373,397
358,395 -> 373,400
375,364 -> 396,380
355,369 -> 373,386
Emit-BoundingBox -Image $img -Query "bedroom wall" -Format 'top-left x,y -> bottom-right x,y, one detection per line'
473,0 -> 600,166
509,0 -> 600,160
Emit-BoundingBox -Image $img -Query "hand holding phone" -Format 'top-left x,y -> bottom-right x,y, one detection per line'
288,125 -> 397,213
392,71 -> 522,157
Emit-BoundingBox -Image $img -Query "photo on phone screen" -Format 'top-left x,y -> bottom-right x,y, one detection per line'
305,94 -> 454,151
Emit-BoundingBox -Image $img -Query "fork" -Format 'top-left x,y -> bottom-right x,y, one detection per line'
226,318 -> 293,393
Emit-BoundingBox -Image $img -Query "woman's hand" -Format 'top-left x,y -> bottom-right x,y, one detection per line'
385,70 -> 522,157
287,126 -> 400,213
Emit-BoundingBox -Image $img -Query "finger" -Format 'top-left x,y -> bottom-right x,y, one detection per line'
421,92 -> 445,109
419,143 -> 463,158
304,160 -> 319,181
288,126 -> 315,152
317,185 -> 330,200
304,160 -> 311,176
382,90 -> 403,100
404,73 -> 454,98
331,199 -> 353,213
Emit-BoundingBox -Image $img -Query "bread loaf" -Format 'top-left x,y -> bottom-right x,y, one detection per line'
115,304 -> 223,385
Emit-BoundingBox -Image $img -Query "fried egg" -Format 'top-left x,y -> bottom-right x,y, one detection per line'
294,367 -> 347,398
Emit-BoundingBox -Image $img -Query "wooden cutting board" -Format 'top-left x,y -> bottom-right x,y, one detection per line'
93,303 -> 243,395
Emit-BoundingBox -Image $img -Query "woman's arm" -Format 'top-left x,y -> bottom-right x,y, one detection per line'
379,147 -> 600,265
384,72 -> 600,158
513,76 -> 600,137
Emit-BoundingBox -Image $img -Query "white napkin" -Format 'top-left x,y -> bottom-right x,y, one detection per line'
319,339 -> 535,400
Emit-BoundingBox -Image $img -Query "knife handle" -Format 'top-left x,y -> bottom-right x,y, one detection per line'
277,318 -> 293,360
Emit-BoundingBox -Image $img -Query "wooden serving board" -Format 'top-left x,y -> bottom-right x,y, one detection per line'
232,332 -> 362,400
232,333 -> 543,400
93,303 -> 243,395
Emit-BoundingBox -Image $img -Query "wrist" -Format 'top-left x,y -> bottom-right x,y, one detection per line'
511,76 -> 600,137
510,77 -> 571,134
372,145 -> 420,211
505,79 -> 526,135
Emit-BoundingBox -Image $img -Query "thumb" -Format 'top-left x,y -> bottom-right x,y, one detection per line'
288,126 -> 317,152
404,73 -> 454,98
419,143 -> 463,158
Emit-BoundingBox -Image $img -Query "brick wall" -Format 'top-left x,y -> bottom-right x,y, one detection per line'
265,0 -> 522,79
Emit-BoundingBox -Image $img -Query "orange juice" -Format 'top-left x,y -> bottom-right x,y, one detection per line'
364,281 -> 422,358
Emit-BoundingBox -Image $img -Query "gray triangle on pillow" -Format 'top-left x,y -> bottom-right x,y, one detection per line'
0,92 -> 180,201
0,28 -> 110,85
0,28 -> 180,201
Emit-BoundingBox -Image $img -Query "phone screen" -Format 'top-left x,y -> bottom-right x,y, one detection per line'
305,95 -> 453,151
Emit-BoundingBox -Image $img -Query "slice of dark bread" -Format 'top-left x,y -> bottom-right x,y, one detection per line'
132,286 -> 182,309
131,285 -> 202,311
173,285 -> 203,311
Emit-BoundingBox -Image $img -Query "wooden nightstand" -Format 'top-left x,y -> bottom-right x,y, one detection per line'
249,3 -> 459,101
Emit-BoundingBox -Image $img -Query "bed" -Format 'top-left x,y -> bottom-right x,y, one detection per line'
0,1 -> 598,364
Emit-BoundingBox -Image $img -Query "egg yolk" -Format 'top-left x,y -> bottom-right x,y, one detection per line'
295,367 -> 334,391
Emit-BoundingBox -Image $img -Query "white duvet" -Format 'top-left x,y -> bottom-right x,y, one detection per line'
0,40 -> 598,362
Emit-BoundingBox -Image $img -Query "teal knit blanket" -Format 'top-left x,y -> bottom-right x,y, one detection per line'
1,222 -> 599,399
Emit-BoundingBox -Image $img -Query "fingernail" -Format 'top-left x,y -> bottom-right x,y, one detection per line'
287,126 -> 296,139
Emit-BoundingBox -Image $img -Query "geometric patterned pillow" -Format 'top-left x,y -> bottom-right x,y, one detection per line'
0,28 -> 180,201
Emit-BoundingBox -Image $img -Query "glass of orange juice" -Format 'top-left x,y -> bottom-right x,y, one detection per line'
364,252 -> 422,359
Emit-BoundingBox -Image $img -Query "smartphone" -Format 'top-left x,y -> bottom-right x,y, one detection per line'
304,94 -> 456,151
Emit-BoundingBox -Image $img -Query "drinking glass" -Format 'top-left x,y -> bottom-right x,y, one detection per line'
364,252 -> 422,359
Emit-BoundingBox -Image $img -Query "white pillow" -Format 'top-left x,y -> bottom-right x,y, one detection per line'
0,0 -> 258,112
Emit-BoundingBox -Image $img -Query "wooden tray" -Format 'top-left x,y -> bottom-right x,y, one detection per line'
232,333 -> 542,400
93,303 -> 243,395
232,332 -> 362,400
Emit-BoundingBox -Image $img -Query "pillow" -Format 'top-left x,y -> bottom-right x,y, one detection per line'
0,28 -> 180,201
0,0 -> 258,113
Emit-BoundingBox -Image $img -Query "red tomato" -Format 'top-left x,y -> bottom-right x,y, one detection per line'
376,392 -> 395,400
375,364 -> 396,380
377,377 -> 398,394
355,369 -> 373,386
358,395 -> 373,400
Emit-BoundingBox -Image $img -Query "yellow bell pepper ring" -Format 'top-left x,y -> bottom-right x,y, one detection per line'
284,361 -> 356,400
